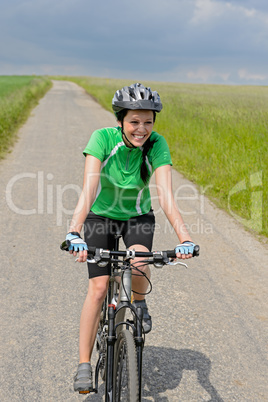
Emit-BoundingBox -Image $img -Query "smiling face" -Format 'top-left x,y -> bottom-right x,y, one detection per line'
119,109 -> 155,148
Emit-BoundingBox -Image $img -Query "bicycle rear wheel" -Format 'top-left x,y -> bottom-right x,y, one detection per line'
114,330 -> 139,402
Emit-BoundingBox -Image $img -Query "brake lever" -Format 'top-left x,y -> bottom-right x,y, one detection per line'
74,257 -> 97,263
167,260 -> 188,269
86,258 -> 98,263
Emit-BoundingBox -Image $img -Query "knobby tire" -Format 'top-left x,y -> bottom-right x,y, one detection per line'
114,330 -> 139,402
96,297 -> 108,381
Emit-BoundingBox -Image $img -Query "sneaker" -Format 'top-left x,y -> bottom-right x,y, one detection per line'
73,362 -> 93,393
132,299 -> 152,334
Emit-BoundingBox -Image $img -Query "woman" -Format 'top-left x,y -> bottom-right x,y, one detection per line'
65,83 -> 196,393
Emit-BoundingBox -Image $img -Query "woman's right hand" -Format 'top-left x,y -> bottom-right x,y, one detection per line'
66,232 -> 88,262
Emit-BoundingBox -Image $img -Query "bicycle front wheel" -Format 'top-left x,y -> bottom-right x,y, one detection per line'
96,296 -> 108,381
114,330 -> 139,402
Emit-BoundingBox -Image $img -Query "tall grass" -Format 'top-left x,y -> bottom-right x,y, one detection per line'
0,76 -> 52,159
155,83 -> 267,237
53,77 -> 268,238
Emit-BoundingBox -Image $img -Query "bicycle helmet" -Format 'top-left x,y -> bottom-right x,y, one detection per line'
112,83 -> 163,115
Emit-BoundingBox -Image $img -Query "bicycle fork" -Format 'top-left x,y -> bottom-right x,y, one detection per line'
105,304 -> 116,402
134,306 -> 144,402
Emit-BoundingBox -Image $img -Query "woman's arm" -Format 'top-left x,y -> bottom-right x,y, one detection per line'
67,155 -> 101,262
68,155 -> 101,234
155,165 -> 193,255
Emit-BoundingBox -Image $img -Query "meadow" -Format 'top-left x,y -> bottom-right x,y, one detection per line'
0,76 -> 51,158
53,76 -> 268,238
1,75 -> 267,237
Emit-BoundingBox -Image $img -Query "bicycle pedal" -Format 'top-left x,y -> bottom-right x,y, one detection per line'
79,389 -> 97,395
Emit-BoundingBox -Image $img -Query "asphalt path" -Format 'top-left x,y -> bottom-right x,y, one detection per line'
0,81 -> 267,401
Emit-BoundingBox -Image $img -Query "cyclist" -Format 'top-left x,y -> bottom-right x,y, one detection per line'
65,83 -> 196,393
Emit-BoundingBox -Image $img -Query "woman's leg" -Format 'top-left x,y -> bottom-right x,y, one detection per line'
81,212 -> 115,362
130,244 -> 151,301
122,210 -> 155,300
129,244 -> 153,333
79,275 -> 110,363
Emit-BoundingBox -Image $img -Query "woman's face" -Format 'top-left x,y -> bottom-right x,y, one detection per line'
119,110 -> 154,148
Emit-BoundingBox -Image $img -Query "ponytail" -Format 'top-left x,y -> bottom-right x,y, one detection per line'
140,136 -> 157,184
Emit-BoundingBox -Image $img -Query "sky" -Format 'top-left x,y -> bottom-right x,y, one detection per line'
0,0 -> 268,85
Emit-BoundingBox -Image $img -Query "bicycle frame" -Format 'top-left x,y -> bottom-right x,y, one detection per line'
60,236 -> 199,401
95,234 -> 144,401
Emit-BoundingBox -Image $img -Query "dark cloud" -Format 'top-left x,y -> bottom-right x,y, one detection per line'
0,0 -> 267,84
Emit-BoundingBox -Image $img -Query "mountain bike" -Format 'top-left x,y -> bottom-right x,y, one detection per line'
61,236 -> 199,401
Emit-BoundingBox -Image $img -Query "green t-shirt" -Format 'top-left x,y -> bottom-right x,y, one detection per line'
83,126 -> 172,220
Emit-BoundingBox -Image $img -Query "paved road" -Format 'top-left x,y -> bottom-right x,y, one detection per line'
0,81 -> 267,401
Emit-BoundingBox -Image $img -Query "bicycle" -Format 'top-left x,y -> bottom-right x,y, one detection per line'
61,235 -> 199,401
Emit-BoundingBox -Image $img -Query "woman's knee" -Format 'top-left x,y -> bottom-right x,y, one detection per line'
88,276 -> 109,302
130,244 -> 150,276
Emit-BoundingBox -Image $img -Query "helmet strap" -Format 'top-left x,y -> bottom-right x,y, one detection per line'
121,122 -> 137,149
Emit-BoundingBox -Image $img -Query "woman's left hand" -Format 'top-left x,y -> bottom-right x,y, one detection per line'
175,241 -> 195,259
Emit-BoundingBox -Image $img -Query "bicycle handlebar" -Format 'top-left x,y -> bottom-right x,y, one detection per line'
87,246 -> 199,258
60,240 -> 200,260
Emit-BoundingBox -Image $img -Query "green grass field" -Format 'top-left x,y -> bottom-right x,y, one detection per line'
53,76 -> 268,238
1,75 -> 266,237
0,76 -> 51,158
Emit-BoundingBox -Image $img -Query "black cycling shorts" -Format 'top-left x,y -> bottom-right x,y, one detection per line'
84,210 -> 155,279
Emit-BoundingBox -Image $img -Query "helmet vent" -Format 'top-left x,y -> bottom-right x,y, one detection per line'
129,87 -> 135,99
115,90 -> 122,101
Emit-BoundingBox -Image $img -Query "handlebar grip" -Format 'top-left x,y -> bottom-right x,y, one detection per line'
193,245 -> 200,257
60,239 -> 71,251
166,245 -> 200,258
166,250 -> 176,258
60,241 -> 97,255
